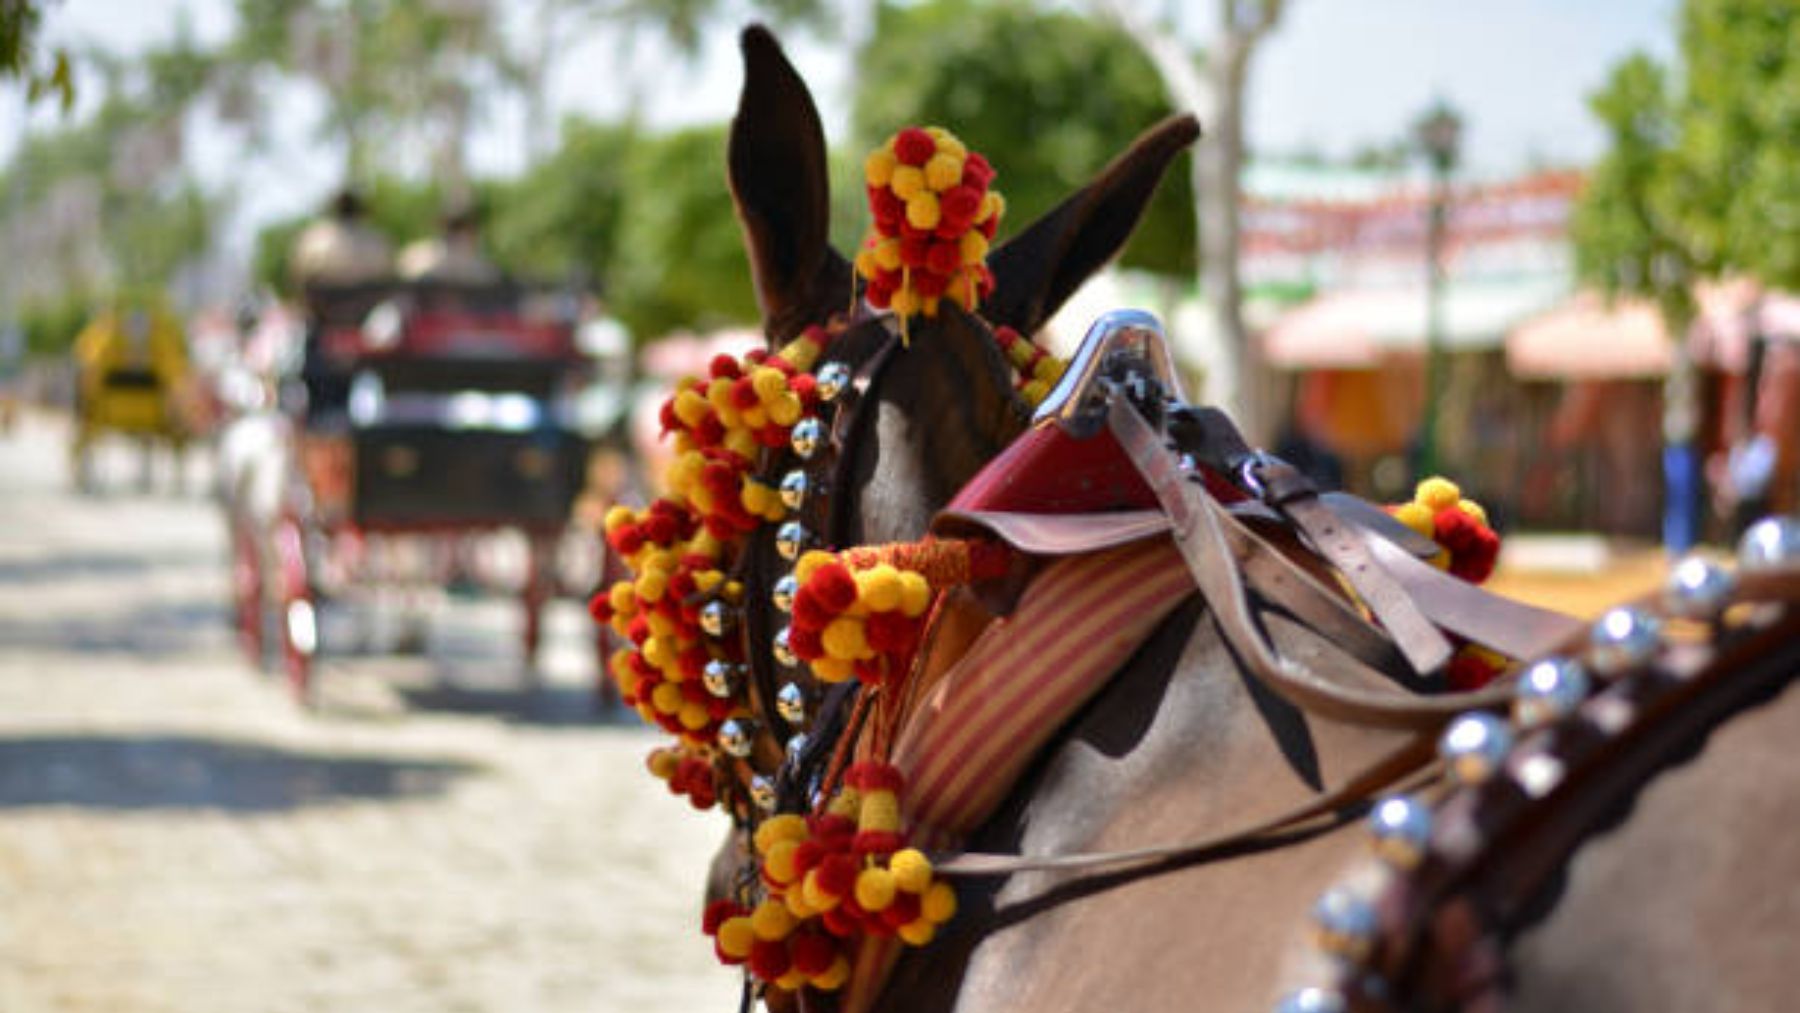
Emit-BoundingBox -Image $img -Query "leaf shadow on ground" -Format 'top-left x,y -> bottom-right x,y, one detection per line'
0,734 -> 483,812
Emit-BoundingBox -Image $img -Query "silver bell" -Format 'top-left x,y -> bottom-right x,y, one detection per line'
1738,515 -> 1800,571
702,659 -> 741,699
790,417 -> 826,459
816,362 -> 853,402
1274,987 -> 1348,1013
1663,554 -> 1736,620
772,626 -> 799,668
779,469 -> 812,511
699,599 -> 735,638
1438,711 -> 1513,786
785,733 -> 810,763
750,774 -> 777,812
776,682 -> 808,724
1512,656 -> 1590,728
775,521 -> 809,561
717,718 -> 756,759
1311,886 -> 1378,961
772,574 -> 799,613
1588,606 -> 1661,676
1367,794 -> 1433,869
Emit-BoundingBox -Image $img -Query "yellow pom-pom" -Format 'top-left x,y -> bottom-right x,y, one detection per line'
927,127 -> 967,159
924,152 -> 964,191
716,917 -> 756,960
801,869 -> 840,911
693,569 -> 724,594
897,920 -> 937,946
822,616 -> 871,661
642,634 -> 675,670
906,191 -> 942,231
724,428 -> 759,462
764,839 -> 801,886
603,505 -> 635,533
890,287 -> 921,318
1457,498 -> 1489,526
811,656 -> 855,683
858,788 -> 901,832
959,229 -> 989,266
874,237 -> 903,271
854,866 -> 897,912
889,848 -> 933,893
890,165 -> 925,200
784,886 -> 817,920
775,968 -> 809,991
739,404 -> 768,430
1391,501 -> 1435,539
810,956 -> 852,991
754,814 -> 810,854
677,701 -> 710,730
607,581 -> 636,616
751,366 -> 788,404
645,612 -> 677,642
673,389 -> 711,428
750,899 -> 797,941
646,748 -> 679,780
827,786 -> 861,819
1033,356 -> 1065,384
1415,476 -> 1461,512
898,571 -> 932,618
706,376 -> 737,414
864,147 -> 898,188
768,392 -> 803,427
853,247 -> 879,279
650,681 -> 683,716
1019,380 -> 1051,407
979,191 -> 1006,223
796,550 -> 837,584
855,564 -> 905,613
922,881 -> 957,923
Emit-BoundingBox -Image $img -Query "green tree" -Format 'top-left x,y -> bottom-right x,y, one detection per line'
852,0 -> 1194,278
485,118 -> 636,287
1,0 -> 73,109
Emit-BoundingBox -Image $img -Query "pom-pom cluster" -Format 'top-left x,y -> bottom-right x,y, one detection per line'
855,126 -> 1005,320
703,763 -> 957,994
993,325 -> 1069,408
1388,477 -> 1509,689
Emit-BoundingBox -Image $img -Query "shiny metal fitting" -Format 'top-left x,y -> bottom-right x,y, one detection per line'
1438,711 -> 1513,786
701,659 -> 741,699
775,521 -> 809,561
1588,606 -> 1662,676
776,682 -> 808,724
717,718 -> 757,759
772,626 -> 798,668
790,417 -> 826,459
785,733 -> 810,763
699,599 -> 735,638
815,362 -> 852,403
1367,794 -> 1433,870
1738,515 -> 1800,571
778,469 -> 812,511
1512,656 -> 1590,729
750,774 -> 777,812
1311,886 -> 1378,961
772,574 -> 798,613
1663,554 -> 1736,621
1275,987 -> 1348,1013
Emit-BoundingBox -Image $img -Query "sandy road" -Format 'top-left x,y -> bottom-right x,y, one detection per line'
0,413 -> 741,1013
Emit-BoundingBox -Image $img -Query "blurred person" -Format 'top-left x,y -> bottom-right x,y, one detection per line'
290,189 -> 394,286
396,202 -> 501,284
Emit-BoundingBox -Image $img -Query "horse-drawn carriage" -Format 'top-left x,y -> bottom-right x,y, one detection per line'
591,28 -> 1800,1013
69,298 -> 200,491
227,277 -> 596,700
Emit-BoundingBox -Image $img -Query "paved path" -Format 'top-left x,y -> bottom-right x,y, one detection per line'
0,414 -> 740,1013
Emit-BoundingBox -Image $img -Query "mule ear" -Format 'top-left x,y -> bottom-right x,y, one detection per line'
729,25 -> 853,342
985,114 -> 1200,336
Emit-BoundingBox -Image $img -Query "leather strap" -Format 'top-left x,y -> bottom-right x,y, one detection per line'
1363,534 -> 1585,661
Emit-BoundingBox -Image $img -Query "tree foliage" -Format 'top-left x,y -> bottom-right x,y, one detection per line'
1,0 -> 74,110
852,0 -> 1194,278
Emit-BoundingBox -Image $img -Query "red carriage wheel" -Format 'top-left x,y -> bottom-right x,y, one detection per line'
230,517 -> 266,665
273,512 -> 318,704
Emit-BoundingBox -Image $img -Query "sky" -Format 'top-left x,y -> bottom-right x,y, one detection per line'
5,0 -> 1682,244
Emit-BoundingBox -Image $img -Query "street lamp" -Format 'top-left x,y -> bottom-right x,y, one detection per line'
1414,99 -> 1462,480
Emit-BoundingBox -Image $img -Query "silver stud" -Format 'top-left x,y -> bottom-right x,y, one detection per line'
1367,794 -> 1433,869
1275,987 -> 1348,1013
790,417 -> 826,459
816,362 -> 852,402
750,774 -> 777,812
772,626 -> 798,667
1438,712 -> 1513,786
717,718 -> 756,759
1588,606 -> 1661,676
1663,554 -> 1736,620
779,469 -> 812,511
702,659 -> 741,699
699,600 -> 734,638
772,574 -> 798,613
1738,516 -> 1800,571
1312,886 -> 1378,961
1512,656 -> 1590,729
785,733 -> 810,762
776,682 -> 808,724
775,521 -> 809,561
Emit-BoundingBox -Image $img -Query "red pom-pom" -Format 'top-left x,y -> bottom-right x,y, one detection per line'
816,853 -> 859,898
658,399 -> 681,434
1445,651 -> 1500,691
791,586 -> 835,630
730,376 -> 761,411
703,899 -> 743,935
792,840 -> 824,876
864,610 -> 919,655
788,624 -> 825,660
980,215 -> 1000,240
809,563 -> 859,612
790,931 -> 836,976
788,373 -> 818,403
881,890 -> 922,928
709,354 -> 742,380
926,240 -> 965,276
853,829 -> 906,856
587,592 -> 613,624
821,906 -> 860,938
625,615 -> 651,645
749,939 -> 792,981
870,187 -> 905,230
865,273 -> 897,307
940,185 -> 982,227
694,414 -> 727,447
854,657 -> 888,686
755,425 -> 789,448
962,152 -> 995,187
810,812 -> 857,844
898,235 -> 931,268
911,270 -> 949,298
642,512 -> 678,546
847,761 -> 904,793
893,127 -> 937,167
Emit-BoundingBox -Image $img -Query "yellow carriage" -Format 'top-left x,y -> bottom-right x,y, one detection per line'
70,299 -> 195,490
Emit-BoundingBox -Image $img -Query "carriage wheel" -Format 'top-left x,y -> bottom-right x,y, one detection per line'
274,514 -> 318,704
230,518 -> 266,665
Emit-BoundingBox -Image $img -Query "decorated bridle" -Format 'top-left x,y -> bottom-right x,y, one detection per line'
591,126 -> 1069,997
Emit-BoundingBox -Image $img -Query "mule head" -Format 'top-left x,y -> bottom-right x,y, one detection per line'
729,24 -> 1200,544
